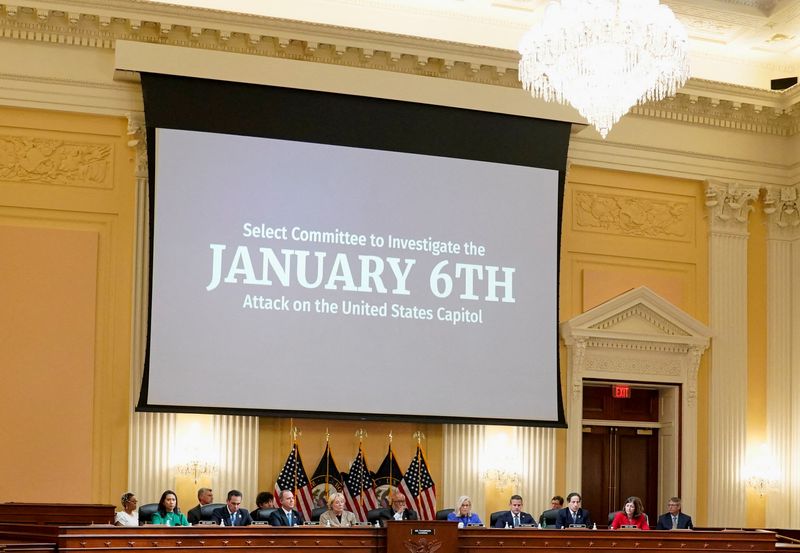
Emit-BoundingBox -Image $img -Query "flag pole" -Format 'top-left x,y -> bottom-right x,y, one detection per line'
291,422 -> 300,500
388,431 -> 394,497
324,428 -> 330,501
412,431 -> 425,501
355,428 -> 367,510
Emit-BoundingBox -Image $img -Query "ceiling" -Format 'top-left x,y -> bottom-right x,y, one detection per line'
144,0 -> 800,90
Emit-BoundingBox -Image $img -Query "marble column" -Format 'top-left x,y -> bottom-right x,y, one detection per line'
704,180 -> 759,527
763,185 -> 800,527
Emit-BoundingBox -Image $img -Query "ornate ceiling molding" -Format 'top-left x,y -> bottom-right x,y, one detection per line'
1,0 -> 798,136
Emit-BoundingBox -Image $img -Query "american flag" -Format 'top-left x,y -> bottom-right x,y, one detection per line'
373,445 -> 403,508
274,442 -> 314,521
399,445 -> 436,520
342,446 -> 378,521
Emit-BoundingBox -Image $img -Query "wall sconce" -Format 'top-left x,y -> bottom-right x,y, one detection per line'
174,418 -> 218,484
481,468 -> 521,491
480,430 -> 521,491
743,443 -> 779,497
176,458 -> 217,484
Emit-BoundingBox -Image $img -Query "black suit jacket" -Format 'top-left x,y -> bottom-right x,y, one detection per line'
187,504 -> 203,525
494,511 -> 536,528
376,507 -> 418,525
211,506 -> 253,526
267,509 -> 304,526
555,507 -> 592,529
656,512 -> 693,530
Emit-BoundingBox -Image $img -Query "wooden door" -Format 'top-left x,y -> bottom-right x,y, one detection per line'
581,425 -> 659,527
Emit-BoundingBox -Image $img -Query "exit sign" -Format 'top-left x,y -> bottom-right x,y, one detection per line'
612,385 -> 631,399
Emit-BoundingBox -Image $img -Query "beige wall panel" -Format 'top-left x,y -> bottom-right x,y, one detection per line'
0,224 -> 98,502
0,106 -> 136,504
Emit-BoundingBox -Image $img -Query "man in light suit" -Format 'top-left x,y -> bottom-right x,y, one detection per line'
655,497 -> 694,530
494,495 -> 537,528
555,492 -> 593,528
211,490 -> 253,526
268,490 -> 305,526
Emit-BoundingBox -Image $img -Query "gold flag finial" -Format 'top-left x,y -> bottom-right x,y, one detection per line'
388,430 -> 393,444
412,431 -> 425,444
325,428 -> 330,442
290,424 -> 301,442
354,428 -> 368,443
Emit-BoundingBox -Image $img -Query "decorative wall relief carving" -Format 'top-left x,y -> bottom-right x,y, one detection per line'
704,181 -> 759,232
590,305 -> 691,336
573,190 -> 689,239
0,135 -> 111,187
763,186 -> 800,238
584,356 -> 683,377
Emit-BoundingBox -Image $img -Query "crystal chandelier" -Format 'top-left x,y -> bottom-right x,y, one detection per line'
518,0 -> 690,138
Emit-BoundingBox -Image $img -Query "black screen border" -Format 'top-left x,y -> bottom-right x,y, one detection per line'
137,72 -> 568,428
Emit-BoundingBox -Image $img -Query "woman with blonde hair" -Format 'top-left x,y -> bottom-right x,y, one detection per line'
447,495 -> 482,527
319,492 -> 358,527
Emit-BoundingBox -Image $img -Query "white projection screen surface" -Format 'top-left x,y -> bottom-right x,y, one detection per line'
139,74 -> 569,426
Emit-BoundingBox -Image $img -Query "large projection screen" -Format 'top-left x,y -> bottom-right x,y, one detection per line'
138,73 -> 569,426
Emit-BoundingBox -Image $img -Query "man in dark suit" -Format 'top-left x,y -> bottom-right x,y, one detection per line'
494,494 -> 536,528
211,490 -> 253,526
187,488 -> 213,525
655,497 -> 694,530
376,492 -> 418,525
267,490 -> 305,526
555,492 -> 593,528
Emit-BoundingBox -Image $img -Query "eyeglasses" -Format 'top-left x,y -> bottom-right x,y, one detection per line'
125,498 -> 138,503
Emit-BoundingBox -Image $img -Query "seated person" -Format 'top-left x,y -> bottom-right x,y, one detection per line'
550,495 -> 564,510
187,488 -> 213,525
494,494 -> 536,528
267,490 -> 305,526
655,497 -> 693,530
151,490 -> 190,526
610,496 -> 650,530
447,495 -> 482,526
115,492 -> 139,527
319,492 -> 358,527
255,491 -> 277,510
376,492 -> 418,524
211,489 -> 253,526
555,492 -> 592,528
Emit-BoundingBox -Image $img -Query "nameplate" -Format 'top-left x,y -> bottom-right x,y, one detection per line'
568,524 -> 587,528
620,525 -> 639,529
412,529 -> 434,536
519,523 -> 537,528
303,521 -> 319,526
353,522 -> 373,527
467,523 -> 484,527
197,521 -> 217,525
251,521 -> 270,525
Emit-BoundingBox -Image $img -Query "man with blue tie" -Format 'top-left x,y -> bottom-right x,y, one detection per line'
555,492 -> 593,529
494,495 -> 537,528
212,490 -> 253,526
267,490 -> 305,526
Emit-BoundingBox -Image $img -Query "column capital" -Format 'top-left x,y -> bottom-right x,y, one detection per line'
126,112 -> 148,180
763,185 -> 800,240
704,180 -> 760,235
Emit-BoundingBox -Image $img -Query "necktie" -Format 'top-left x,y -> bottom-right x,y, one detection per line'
514,515 -> 520,527
230,512 -> 236,526
672,515 -> 677,529
573,511 -> 577,523
287,512 -> 292,526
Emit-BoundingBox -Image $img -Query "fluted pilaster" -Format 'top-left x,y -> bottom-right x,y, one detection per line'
212,415 -> 259,505
442,424 -> 485,513
763,185 -> 800,526
515,426 -> 556,511
704,180 -> 759,527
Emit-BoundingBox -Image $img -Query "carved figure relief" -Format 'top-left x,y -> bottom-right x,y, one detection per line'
574,191 -> 688,239
403,537 -> 442,553
0,135 -> 111,187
